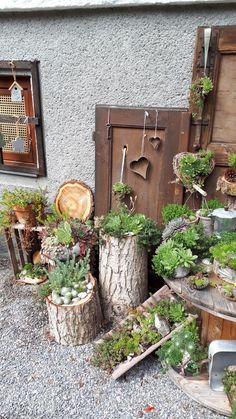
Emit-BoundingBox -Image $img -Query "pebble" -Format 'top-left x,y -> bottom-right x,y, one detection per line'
87,283 -> 93,290
78,292 -> 87,300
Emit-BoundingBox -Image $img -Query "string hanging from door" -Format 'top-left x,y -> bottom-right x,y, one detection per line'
149,109 -> 161,150
129,110 -> 150,180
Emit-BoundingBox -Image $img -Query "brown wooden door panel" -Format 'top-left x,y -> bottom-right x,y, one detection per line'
191,27 -> 236,164
95,106 -> 191,222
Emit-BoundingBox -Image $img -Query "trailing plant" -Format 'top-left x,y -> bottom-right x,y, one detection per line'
178,149 -> 214,189
199,198 -> 224,217
152,240 -> 197,279
100,210 -> 161,250
38,251 -> 90,299
162,204 -> 195,225
189,76 -> 214,119
0,209 -> 12,233
157,320 -> 207,375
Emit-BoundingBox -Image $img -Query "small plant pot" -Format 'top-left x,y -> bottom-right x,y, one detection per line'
174,266 -> 190,279
213,259 -> 236,283
13,205 -> 36,225
188,275 -> 209,290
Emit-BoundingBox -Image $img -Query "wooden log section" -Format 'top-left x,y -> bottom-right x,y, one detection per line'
99,234 -> 148,321
46,274 -> 102,346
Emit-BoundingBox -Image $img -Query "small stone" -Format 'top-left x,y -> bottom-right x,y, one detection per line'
71,289 -> 78,298
78,292 -> 87,300
72,298 -> 80,305
63,296 -> 72,305
60,287 -> 72,296
87,283 -> 93,290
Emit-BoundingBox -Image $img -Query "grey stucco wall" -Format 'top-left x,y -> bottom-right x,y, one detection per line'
0,5 -> 236,198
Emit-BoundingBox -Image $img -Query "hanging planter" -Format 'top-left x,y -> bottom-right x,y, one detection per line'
173,150 -> 215,196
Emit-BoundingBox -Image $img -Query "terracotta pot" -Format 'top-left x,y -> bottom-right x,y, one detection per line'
13,205 -> 36,225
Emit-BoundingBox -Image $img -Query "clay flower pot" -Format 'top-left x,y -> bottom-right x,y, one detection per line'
13,205 -> 36,225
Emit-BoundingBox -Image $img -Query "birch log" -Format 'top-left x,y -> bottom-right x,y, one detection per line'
46,274 -> 102,346
99,234 -> 148,321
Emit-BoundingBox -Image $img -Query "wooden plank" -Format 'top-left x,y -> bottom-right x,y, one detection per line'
95,285 -> 197,380
14,229 -> 25,267
4,228 -> 19,276
165,278 -> 236,323
0,115 -> 38,125
168,367 -> 231,417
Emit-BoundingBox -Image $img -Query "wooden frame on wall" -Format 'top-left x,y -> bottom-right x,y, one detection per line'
0,60 -> 46,177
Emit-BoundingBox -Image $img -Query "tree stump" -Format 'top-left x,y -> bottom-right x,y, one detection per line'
46,274 -> 102,346
99,233 -> 148,321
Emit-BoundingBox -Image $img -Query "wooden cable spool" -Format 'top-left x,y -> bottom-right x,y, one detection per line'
173,152 -> 215,197
55,180 -> 94,221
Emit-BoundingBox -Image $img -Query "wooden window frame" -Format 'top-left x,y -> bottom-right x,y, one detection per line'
0,60 -> 46,177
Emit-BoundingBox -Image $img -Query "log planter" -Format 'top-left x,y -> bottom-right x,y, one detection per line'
99,233 -> 148,321
46,274 -> 102,346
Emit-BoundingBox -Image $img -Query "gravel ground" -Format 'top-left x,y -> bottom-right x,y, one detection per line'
0,258 -> 227,419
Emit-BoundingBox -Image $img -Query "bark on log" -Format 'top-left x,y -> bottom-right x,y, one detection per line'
46,274 -> 102,346
99,234 -> 148,321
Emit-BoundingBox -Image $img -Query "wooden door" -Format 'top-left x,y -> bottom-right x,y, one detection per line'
95,106 -> 191,222
190,26 -> 236,200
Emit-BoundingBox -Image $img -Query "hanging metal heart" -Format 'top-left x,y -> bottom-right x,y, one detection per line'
149,136 -> 161,150
129,156 -> 150,180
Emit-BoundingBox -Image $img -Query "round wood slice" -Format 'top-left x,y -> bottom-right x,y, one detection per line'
55,180 -> 94,221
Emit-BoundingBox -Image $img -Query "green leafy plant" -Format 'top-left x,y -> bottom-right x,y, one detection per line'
0,187 -> 47,222
157,320 -> 207,375
53,221 -> 73,245
199,199 -> 224,217
228,154 -> 236,169
210,239 -> 236,270
188,273 -> 209,289
189,76 -> 214,119
150,299 -> 186,323
38,252 -> 90,298
100,210 -> 161,250
223,367 -> 236,419
152,240 -> 197,278
162,204 -> 195,225
178,149 -> 214,189
172,224 -> 200,249
112,182 -> 132,199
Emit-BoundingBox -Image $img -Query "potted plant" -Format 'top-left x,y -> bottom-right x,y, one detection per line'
97,182 -> 161,321
219,283 -> 236,301
188,272 -> 209,290
39,253 -> 102,346
152,240 -> 197,279
16,262 -> 46,285
92,298 -> 186,374
161,203 -> 196,225
40,210 -> 98,266
173,149 -> 215,194
189,75 -> 214,120
210,233 -> 236,283
196,199 -> 224,236
0,187 -> 47,226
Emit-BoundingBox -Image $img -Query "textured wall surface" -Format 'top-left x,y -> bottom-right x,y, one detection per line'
0,5 -> 236,198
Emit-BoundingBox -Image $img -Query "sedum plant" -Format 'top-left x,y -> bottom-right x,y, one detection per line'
161,203 -> 195,225
228,153 -> 236,169
178,149 -> 214,189
189,75 -> 214,119
152,240 -> 197,278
